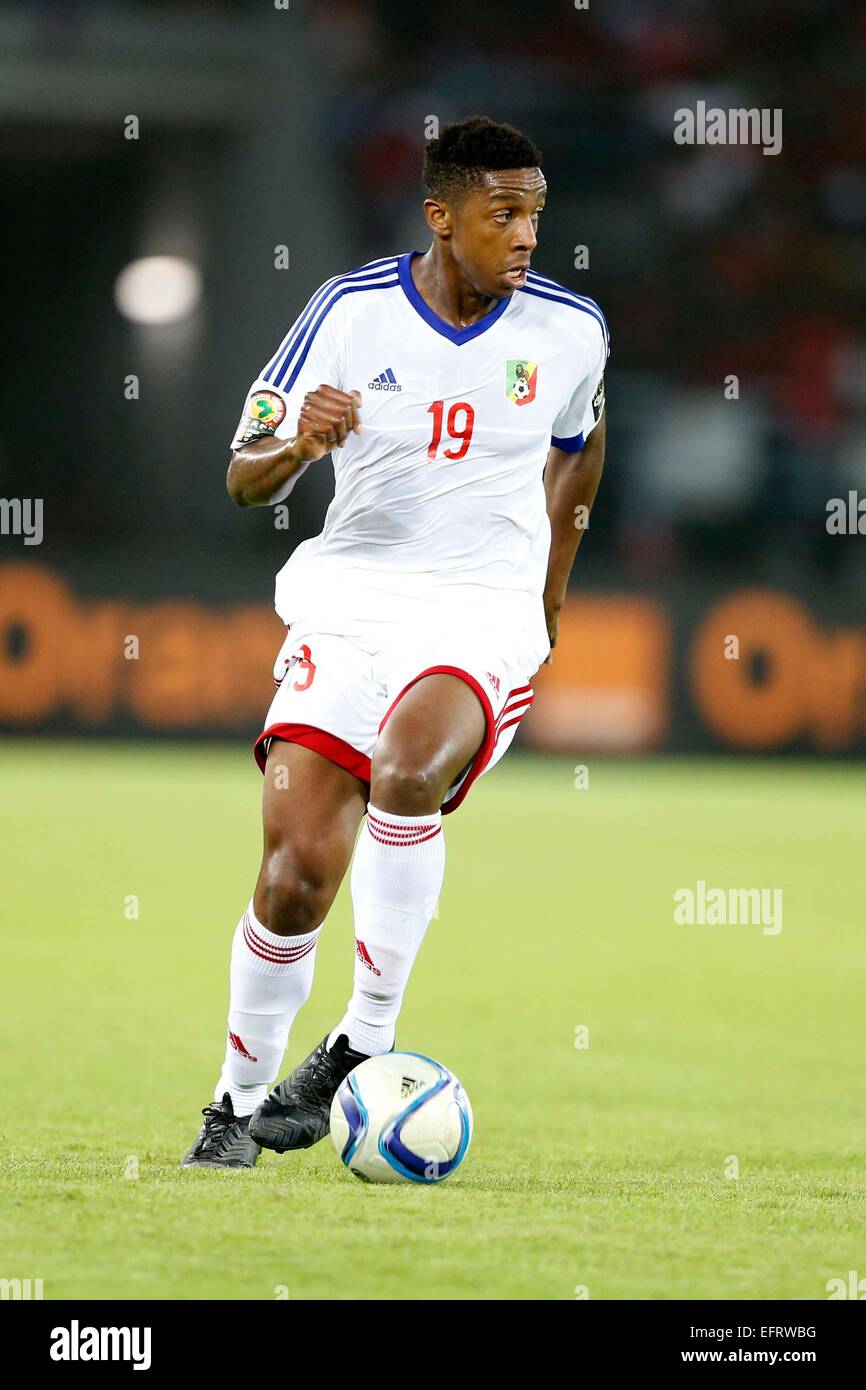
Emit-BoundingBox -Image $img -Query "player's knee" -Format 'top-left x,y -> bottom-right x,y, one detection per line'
370,754 -> 445,816
255,837 -> 336,936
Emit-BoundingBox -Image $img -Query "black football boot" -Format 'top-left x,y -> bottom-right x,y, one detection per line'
249,1033 -> 369,1154
182,1093 -> 261,1169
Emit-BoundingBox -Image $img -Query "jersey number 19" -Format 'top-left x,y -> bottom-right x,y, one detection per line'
426,400 -> 475,462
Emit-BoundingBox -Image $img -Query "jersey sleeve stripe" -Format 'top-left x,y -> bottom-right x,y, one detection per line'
523,274 -> 610,353
264,259 -> 400,386
262,258 -> 401,388
262,259 -> 397,381
268,268 -> 399,390
262,254 -> 401,380
525,269 -> 608,320
268,272 -> 400,393
522,284 -> 609,353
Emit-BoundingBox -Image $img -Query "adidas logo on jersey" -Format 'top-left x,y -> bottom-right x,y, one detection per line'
368,368 -> 401,391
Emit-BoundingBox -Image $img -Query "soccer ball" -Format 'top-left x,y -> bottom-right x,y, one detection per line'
330,1052 -> 473,1184
513,376 -> 531,399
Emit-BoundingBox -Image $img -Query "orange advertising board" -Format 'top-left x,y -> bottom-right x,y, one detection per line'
1,565 -> 864,753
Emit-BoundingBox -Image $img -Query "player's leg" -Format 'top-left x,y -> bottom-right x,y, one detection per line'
371,672 -> 487,815
249,675 -> 487,1156
329,673 -> 486,1052
183,741 -> 366,1168
217,738 -> 366,1107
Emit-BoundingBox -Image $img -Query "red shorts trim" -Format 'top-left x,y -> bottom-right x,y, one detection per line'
254,722 -> 372,783
378,665 -> 497,817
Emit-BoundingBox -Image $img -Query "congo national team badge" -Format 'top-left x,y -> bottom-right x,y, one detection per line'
506,359 -> 538,406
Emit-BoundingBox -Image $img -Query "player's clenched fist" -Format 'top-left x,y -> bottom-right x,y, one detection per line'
295,385 -> 362,461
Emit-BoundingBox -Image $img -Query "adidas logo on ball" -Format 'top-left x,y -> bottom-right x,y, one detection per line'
331,1052 -> 473,1184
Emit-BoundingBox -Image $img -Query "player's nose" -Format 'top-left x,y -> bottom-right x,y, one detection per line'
514,216 -> 537,251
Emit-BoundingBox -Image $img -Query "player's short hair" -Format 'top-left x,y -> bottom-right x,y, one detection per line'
423,116 -> 543,203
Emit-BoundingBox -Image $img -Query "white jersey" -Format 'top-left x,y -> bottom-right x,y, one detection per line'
231,252 -> 609,666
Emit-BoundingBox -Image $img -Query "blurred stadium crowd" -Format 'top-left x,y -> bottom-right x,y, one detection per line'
308,0 -> 866,583
1,0 -> 864,591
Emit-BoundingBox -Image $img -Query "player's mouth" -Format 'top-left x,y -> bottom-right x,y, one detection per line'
503,264 -> 529,289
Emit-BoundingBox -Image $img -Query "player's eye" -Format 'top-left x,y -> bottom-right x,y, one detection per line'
493,211 -> 512,223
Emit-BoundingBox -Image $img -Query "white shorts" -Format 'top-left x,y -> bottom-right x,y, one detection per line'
253,615 -> 539,814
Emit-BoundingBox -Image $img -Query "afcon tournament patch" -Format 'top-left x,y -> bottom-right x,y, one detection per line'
591,376 -> 605,423
248,391 -> 286,429
506,359 -> 538,406
234,389 -> 287,446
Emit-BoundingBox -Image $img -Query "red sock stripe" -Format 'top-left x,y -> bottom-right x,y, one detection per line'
367,822 -> 442,847
244,915 -> 316,956
367,813 -> 438,838
243,917 -> 318,964
243,927 -> 317,965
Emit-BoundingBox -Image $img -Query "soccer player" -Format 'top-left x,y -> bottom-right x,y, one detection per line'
183,116 -> 608,1168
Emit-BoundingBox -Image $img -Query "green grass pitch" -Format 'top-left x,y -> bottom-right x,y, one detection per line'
1,741 -> 863,1301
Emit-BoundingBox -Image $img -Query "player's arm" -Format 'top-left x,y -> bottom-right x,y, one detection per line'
542,411 -> 606,653
227,386 -> 361,507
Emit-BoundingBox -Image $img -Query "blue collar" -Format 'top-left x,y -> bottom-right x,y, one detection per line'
398,251 -> 513,345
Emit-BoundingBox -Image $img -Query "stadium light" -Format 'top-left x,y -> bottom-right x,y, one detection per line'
114,255 -> 202,324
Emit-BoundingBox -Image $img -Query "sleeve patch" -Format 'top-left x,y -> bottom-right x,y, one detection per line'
249,390 -> 286,426
234,390 -> 287,446
591,376 -> 605,423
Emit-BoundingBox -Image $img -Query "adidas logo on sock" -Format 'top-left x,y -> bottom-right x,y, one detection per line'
367,367 -> 401,392
355,939 -> 382,976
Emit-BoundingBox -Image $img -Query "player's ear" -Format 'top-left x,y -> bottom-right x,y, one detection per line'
423,197 -> 452,238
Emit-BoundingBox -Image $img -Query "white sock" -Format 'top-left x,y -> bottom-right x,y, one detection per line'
328,805 -> 444,1056
215,901 -> 320,1116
